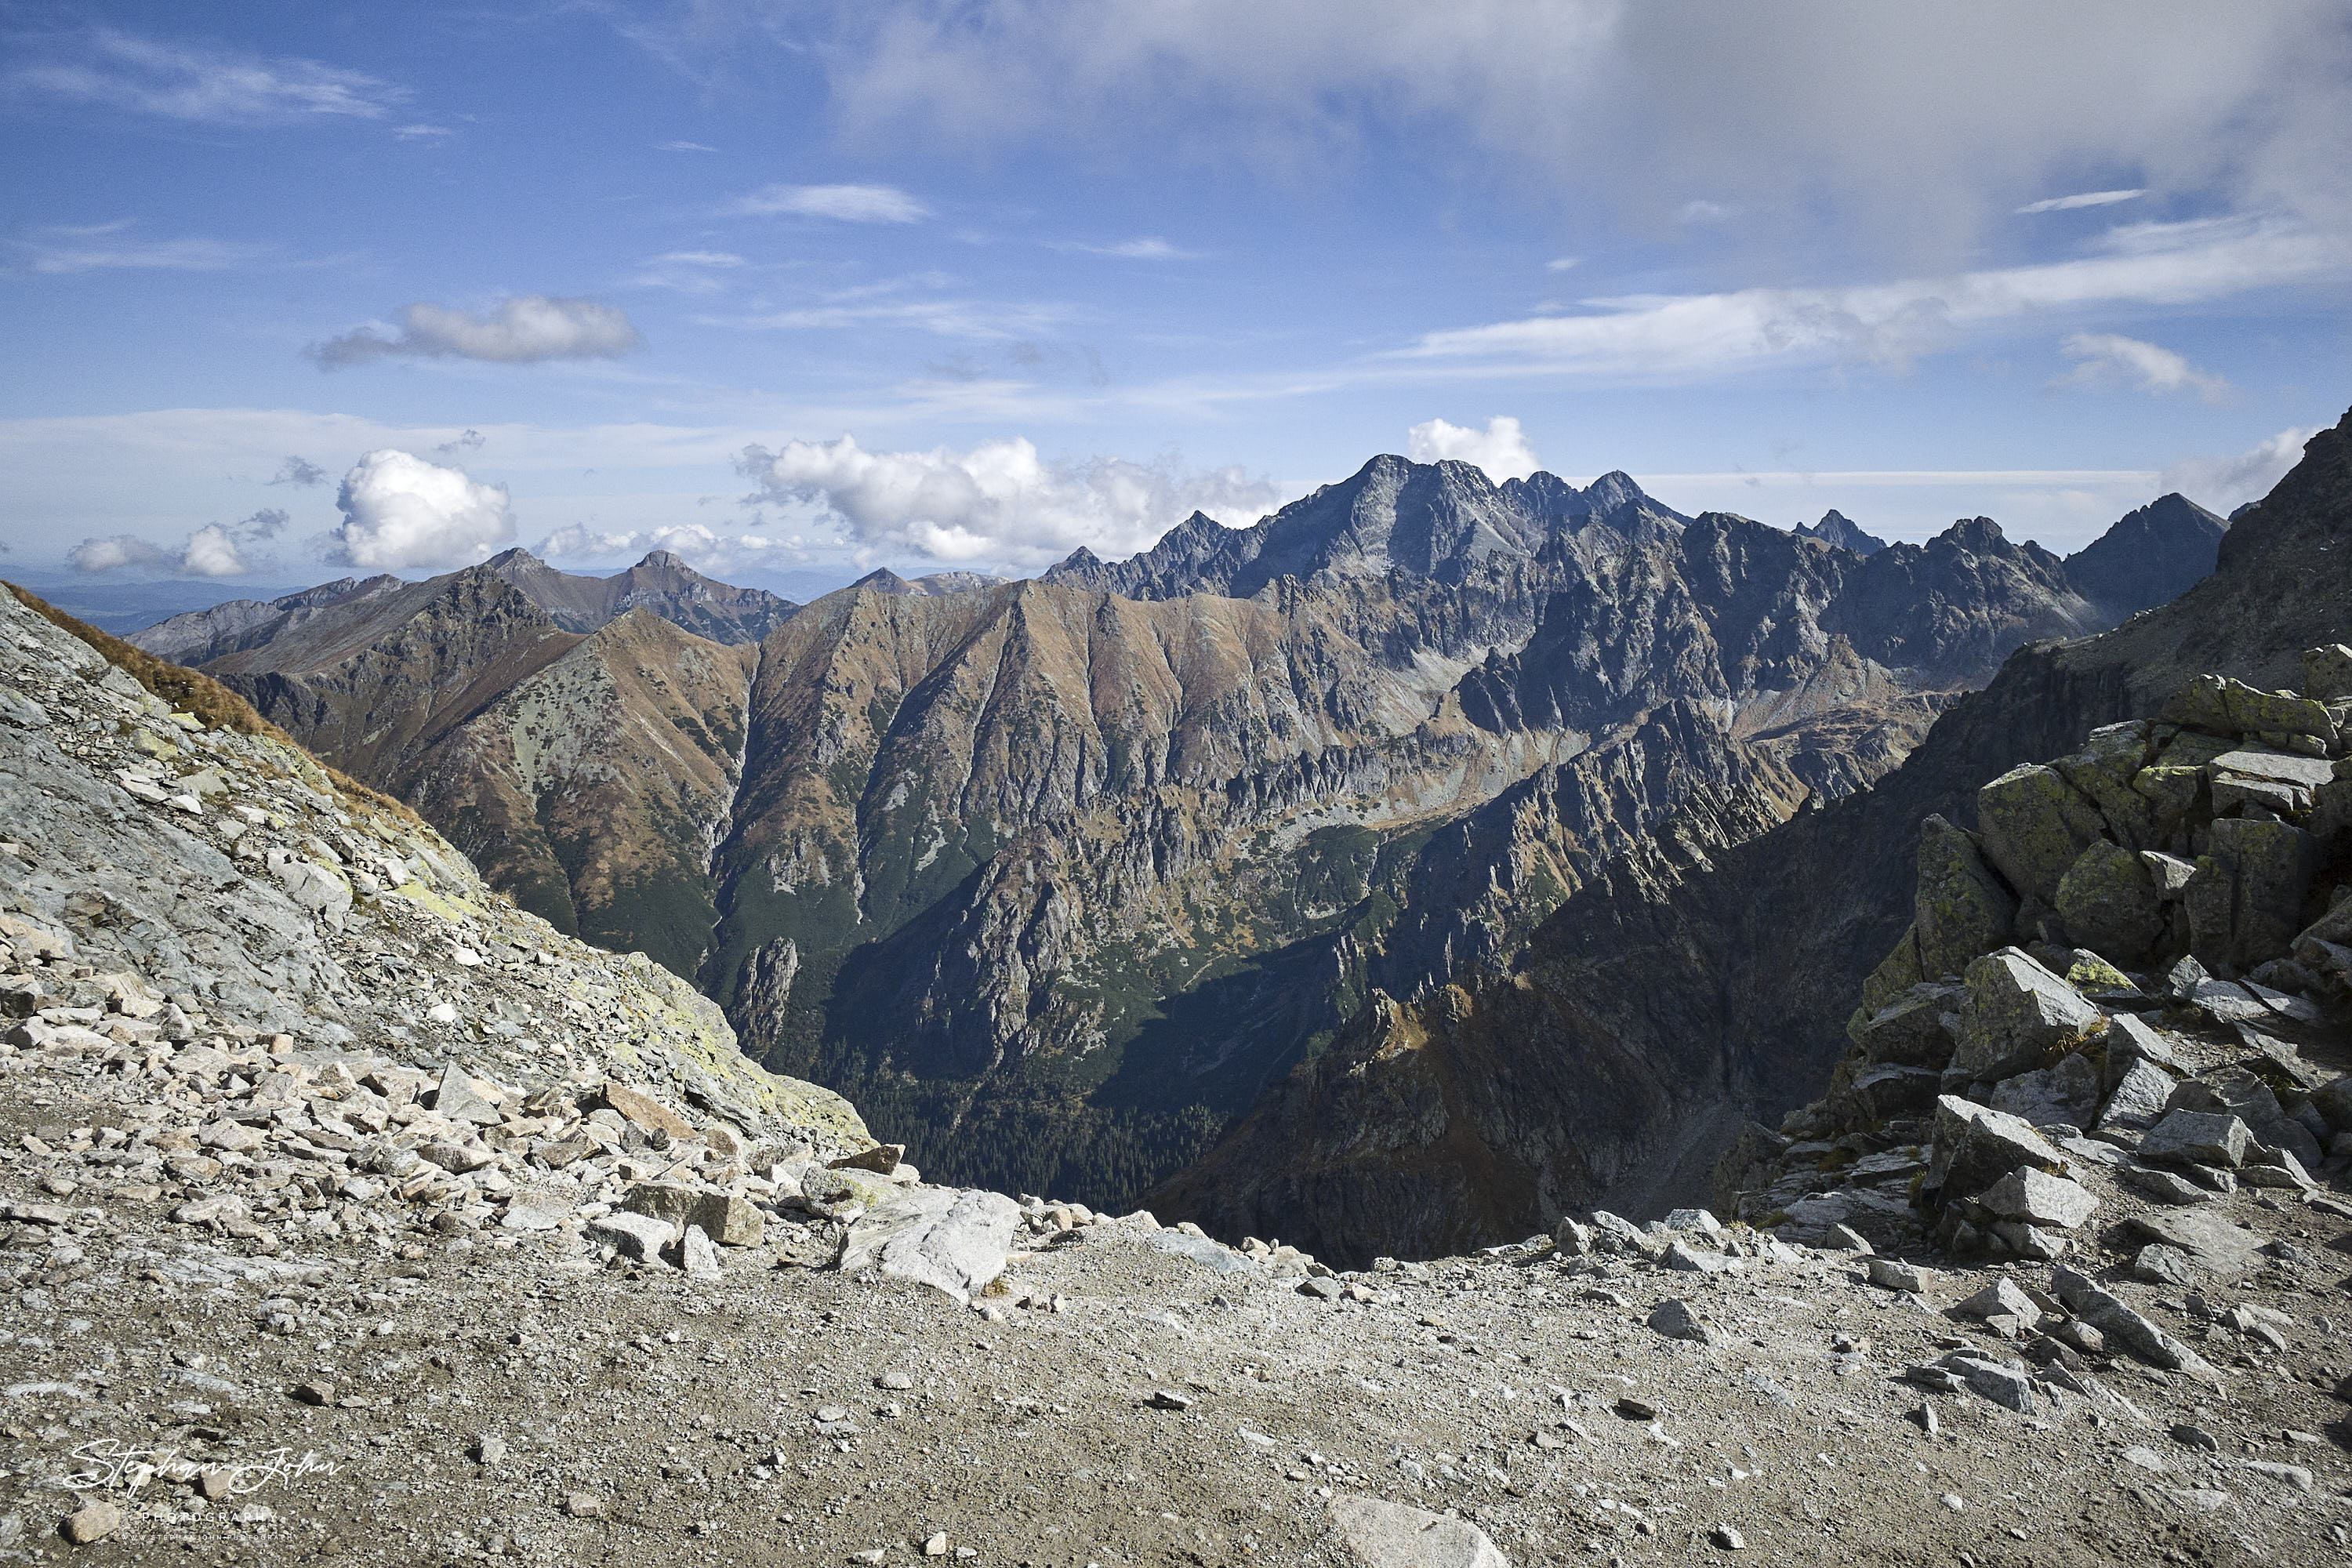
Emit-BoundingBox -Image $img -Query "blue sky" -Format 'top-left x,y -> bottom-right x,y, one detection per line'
4,1 -> 2350,601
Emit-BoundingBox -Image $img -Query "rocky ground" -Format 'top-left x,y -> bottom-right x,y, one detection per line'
1,585 -> 2349,1566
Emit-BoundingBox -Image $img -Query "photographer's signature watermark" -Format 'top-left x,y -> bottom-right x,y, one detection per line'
63,1439 -> 339,1495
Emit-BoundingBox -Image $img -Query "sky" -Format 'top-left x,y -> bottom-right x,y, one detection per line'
3,1 -> 2350,604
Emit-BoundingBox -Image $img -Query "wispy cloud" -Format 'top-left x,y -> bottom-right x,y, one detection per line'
394,123 -> 453,140
310,296 -> 647,368
630,250 -> 747,293
2017,189 -> 2143,214
9,28 -> 404,125
728,183 -> 930,223
5,223 -> 269,275
1048,236 -> 1203,260
2051,332 -> 2230,402
1545,256 -> 1580,272
1393,217 -> 2340,383
655,140 -> 718,152
705,289 -> 1076,343
2160,426 -> 2319,513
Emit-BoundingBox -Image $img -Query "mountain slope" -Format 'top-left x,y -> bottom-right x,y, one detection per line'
2059,491 -> 2227,620
1157,410 -> 2348,1266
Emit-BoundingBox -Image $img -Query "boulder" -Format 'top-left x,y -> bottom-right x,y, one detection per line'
2050,1268 -> 2222,1381
2137,1109 -> 2250,1169
1327,1496 -> 1508,1568
2122,1208 -> 2269,1280
1975,765 -> 2109,905
2094,1059 -> 2179,1134
1973,1167 -> 2098,1230
837,1188 -> 1022,1305
1947,949 -> 2105,1083
1847,984 -> 1962,1068
590,1210 -> 676,1265
2183,818 -> 2317,975
1987,1051 -> 2101,1129
2053,840 -> 2164,961
2158,673 -> 2334,743
2101,1014 -> 2188,1089
1927,1095 -> 2063,1201
595,1083 -> 695,1142
1646,1298 -> 1718,1343
2050,721 -> 2158,848
431,1064 -> 503,1127
1914,816 -> 2018,977
622,1183 -> 765,1247
1954,1277 -> 2041,1328
2139,851 -> 2197,898
2302,644 -> 2352,702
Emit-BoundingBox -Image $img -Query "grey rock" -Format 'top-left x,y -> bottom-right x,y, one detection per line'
2131,1243 -> 2201,1287
1976,765 -> 2107,905
1864,1258 -> 1933,1294
2096,1059 -> 2180,1134
2101,1014 -> 2188,1087
2183,818 -> 2317,975
1928,1095 -> 2063,1200
2053,840 -> 2163,961
1661,1240 -> 1730,1275
1646,1298 -> 1718,1344
2118,1166 -> 2216,1205
1974,1167 -> 2098,1230
2158,673 -> 2334,742
1987,1051 -> 2101,1129
2139,851 -> 2196,898
1915,815 -> 2018,977
1327,1495 -> 1508,1568
1989,1220 -> 2067,1261
838,1188 -> 1022,1305
590,1210 -> 677,1265
1954,1278 -> 2041,1328
2122,1207 -> 2269,1279
2139,1109 -> 2250,1169
1947,1354 -> 2037,1414
2051,1268 -> 2222,1380
1151,1231 -> 1257,1275
1846,985 -> 1962,1069
432,1064 -> 503,1127
1949,949 -> 2104,1083
2185,978 -> 2271,1025
680,1224 -> 723,1280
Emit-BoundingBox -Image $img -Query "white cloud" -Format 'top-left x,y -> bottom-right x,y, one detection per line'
737,434 -> 1279,564
1406,416 -> 1540,481
655,140 -> 718,152
1677,199 -> 1736,224
708,295 -> 1076,342
2159,426 -> 2320,514
67,521 -> 251,577
1396,217 -> 2340,383
631,251 -> 747,293
326,449 -> 514,570
10,28 -> 403,125
1050,237 -> 1202,260
2051,332 -> 2230,401
536,521 -> 786,573
2017,188 -> 2144,214
728,183 -> 930,222
394,123 -> 453,140
311,296 -> 645,368
1544,256 -> 1580,272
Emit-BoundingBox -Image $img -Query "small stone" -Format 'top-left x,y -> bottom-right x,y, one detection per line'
195,1468 -> 235,1501
1614,1396 -> 1657,1421
432,1064 -> 502,1127
1327,1495 -> 1508,1568
1865,1258 -> 1933,1294
1646,1298 -> 1718,1344
1298,1276 -> 1341,1301
924,1533 -> 949,1557
2170,1423 -> 2219,1452
472,1434 -> 506,1465
2122,1446 -> 2167,1472
560,1493 -> 603,1519
830,1143 -> 906,1176
1955,1279 -> 2041,1330
292,1381 -> 333,1406
1710,1523 -> 1746,1550
681,1224 -> 723,1281
1911,1404 -> 1939,1438
876,1371 -> 914,1391
1145,1390 -> 1194,1410
61,1501 -> 122,1544
2239,1460 -> 2315,1492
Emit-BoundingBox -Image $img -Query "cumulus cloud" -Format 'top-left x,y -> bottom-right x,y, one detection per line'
2159,426 -> 2320,514
268,455 -> 326,487
737,434 -> 1280,564
1406,416 -> 1541,481
2051,332 -> 2230,401
536,521 -> 786,573
11,28 -> 404,124
2017,189 -> 2144,214
325,449 -> 514,570
729,183 -> 929,222
67,516 -> 267,577
310,296 -> 645,368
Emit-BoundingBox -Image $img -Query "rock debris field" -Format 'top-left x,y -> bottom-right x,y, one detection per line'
0,582 -> 2347,1567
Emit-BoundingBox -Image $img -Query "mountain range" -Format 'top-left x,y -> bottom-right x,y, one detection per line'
123,456 -> 2229,1218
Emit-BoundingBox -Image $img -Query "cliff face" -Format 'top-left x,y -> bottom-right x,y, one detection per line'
1157,412 -> 2349,1267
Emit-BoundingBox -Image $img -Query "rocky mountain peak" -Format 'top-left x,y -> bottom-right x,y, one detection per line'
1797,509 -> 1889,554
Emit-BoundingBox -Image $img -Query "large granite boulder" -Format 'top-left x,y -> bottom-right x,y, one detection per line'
2183,818 -> 2318,975
1928,1095 -> 2064,1202
1947,948 -> 2106,1083
2050,720 -> 2157,848
1846,982 -> 1962,1069
1975,764 -> 2108,906
1914,815 -> 2018,977
2158,673 -> 2335,745
2052,839 -> 2163,962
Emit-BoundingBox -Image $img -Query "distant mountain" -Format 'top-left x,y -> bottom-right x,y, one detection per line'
131,574 -> 401,663
848,568 -> 1013,597
132,452 -> 2234,1221
1795,509 -> 1886,554
2060,492 -> 2227,619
